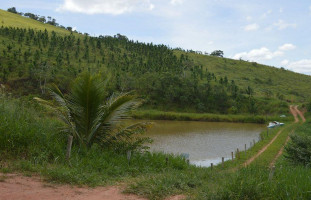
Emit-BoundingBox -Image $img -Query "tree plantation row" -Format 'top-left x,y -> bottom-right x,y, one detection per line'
0,26 -> 288,114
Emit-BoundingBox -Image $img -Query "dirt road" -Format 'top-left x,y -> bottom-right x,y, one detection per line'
269,105 -> 306,167
0,173 -> 146,200
243,105 -> 305,167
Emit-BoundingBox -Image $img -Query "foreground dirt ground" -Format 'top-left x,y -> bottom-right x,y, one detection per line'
0,173 -> 146,200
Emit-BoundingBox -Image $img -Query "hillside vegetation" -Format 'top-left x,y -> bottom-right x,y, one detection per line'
1,8 -> 311,200
0,9 -> 71,35
0,8 -> 310,115
183,52 -> 311,101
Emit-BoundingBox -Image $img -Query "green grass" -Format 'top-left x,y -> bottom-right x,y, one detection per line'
175,50 -> 311,102
2,97 -> 311,199
133,109 -> 293,124
0,7 -> 310,199
0,97 -> 192,186
252,123 -> 297,167
1,8 -> 311,106
0,9 -> 73,35
0,9 -> 309,195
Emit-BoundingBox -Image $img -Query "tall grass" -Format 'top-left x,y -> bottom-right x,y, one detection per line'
0,97 -> 65,161
285,120 -> 311,166
1,97 -> 310,200
0,97 -> 190,187
132,109 -> 293,124
201,165 -> 311,200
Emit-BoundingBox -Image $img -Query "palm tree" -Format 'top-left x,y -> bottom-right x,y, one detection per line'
35,73 -> 151,151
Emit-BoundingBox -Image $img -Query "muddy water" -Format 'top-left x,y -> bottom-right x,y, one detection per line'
143,120 -> 265,167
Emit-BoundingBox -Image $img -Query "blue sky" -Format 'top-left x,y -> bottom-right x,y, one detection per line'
1,0 -> 311,74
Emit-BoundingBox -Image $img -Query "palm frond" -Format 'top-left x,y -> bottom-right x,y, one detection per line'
34,72 -> 148,150
101,93 -> 141,132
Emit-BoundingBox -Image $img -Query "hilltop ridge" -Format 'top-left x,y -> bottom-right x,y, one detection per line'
0,8 -> 310,115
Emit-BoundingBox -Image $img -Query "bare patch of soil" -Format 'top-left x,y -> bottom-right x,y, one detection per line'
0,173 -> 146,200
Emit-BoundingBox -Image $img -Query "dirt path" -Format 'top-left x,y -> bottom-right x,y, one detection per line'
269,135 -> 290,168
294,105 -> 306,122
290,105 -> 299,123
0,173 -> 146,200
243,128 -> 284,167
0,173 -> 185,200
269,105 -> 306,167
243,105 -> 302,167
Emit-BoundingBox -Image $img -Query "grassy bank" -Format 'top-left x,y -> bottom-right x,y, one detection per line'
0,98 -> 191,186
132,109 -> 293,124
1,97 -> 310,199
204,120 -> 311,200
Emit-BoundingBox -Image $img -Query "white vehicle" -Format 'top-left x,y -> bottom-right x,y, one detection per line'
267,121 -> 284,128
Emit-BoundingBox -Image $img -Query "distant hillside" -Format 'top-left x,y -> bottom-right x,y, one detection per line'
179,51 -> 311,102
0,9 -> 72,35
0,9 -> 310,115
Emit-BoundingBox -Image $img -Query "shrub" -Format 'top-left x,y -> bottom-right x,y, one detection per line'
285,134 -> 311,166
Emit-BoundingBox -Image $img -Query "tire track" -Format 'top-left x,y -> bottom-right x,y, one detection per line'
269,105 -> 305,167
243,105 -> 300,167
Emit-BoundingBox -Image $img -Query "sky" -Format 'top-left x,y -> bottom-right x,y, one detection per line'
1,0 -> 311,75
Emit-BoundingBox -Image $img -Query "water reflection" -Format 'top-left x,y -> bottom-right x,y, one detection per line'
143,120 -> 265,167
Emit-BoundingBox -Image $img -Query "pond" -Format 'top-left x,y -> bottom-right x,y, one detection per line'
143,120 -> 265,167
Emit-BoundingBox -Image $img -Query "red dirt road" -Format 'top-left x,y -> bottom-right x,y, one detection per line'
243,105 -> 304,167
269,105 -> 305,167
0,173 -> 146,200
294,105 -> 306,122
290,105 -> 299,123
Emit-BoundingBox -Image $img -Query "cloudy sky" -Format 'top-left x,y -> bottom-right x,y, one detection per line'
1,0 -> 311,74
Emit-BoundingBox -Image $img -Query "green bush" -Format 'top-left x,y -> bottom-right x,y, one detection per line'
0,97 -> 64,161
285,134 -> 311,166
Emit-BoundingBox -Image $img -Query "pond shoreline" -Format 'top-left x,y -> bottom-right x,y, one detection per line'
132,109 -> 292,124
143,120 -> 265,166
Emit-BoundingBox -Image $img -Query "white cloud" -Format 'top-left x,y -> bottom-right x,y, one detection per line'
261,10 -> 272,19
281,59 -> 289,66
244,23 -> 259,31
57,0 -> 155,15
232,47 -> 283,61
278,43 -> 296,51
279,8 -> 283,13
246,16 -> 252,21
273,20 -> 296,30
309,6 -> 311,12
170,0 -> 183,5
286,59 -> 311,74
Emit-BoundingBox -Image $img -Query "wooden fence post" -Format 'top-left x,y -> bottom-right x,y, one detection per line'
127,150 -> 132,165
267,128 -> 269,137
66,135 -> 73,161
222,157 -> 224,168
237,148 -> 240,159
211,163 -> 213,170
231,152 -> 234,160
269,166 -> 276,181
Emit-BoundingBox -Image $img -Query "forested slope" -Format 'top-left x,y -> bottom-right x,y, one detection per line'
183,52 -> 311,101
0,9 -> 310,115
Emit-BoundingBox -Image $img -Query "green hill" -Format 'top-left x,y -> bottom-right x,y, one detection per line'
181,51 -> 311,101
0,9 -> 72,35
0,8 -> 310,115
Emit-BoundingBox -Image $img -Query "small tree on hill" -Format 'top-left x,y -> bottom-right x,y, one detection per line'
210,50 -> 224,57
7,7 -> 17,14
